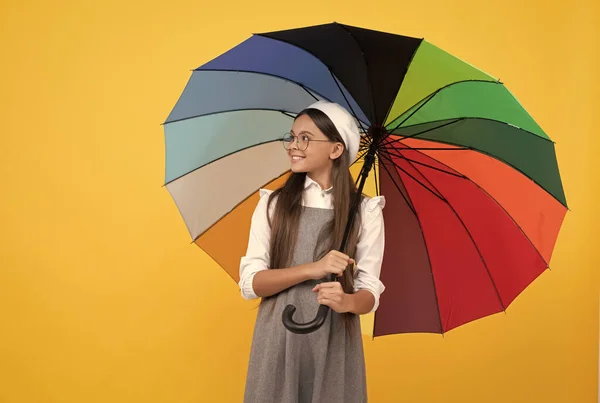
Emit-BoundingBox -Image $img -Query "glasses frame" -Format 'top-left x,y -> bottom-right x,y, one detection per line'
281,132 -> 335,151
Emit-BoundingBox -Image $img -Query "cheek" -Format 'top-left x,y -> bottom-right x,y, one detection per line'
306,148 -> 329,163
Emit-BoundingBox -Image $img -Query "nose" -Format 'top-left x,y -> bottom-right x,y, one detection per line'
289,136 -> 300,150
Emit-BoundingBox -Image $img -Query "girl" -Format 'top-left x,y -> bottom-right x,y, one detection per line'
238,100 -> 386,403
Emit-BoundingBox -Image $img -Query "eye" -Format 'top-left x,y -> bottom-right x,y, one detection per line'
301,135 -> 310,142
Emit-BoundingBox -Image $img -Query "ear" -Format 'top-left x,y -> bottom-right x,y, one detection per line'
329,141 -> 345,160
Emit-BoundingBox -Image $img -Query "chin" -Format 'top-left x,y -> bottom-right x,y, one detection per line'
291,166 -> 308,173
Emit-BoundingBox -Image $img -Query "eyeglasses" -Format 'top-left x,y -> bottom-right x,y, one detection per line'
281,132 -> 334,151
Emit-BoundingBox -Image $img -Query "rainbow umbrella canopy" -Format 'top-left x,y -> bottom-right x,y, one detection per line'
162,23 -> 567,337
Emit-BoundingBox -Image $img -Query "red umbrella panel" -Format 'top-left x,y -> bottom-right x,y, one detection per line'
373,137 -> 566,336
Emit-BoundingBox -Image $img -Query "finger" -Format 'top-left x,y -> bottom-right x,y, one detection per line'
317,296 -> 337,307
318,297 -> 343,312
318,286 -> 337,295
340,253 -> 354,264
334,258 -> 349,269
331,250 -> 351,261
335,255 -> 354,267
317,281 -> 342,289
328,256 -> 344,269
319,290 -> 342,301
322,287 -> 343,298
324,268 -> 342,278
312,284 -> 320,292
336,259 -> 348,269
326,263 -> 343,276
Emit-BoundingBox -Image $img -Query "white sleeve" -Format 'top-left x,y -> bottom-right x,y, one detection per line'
238,189 -> 275,300
353,195 -> 386,313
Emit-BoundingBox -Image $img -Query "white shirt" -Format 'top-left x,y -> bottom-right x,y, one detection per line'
238,175 -> 386,313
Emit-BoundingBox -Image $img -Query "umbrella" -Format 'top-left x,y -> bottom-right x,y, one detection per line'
162,22 -> 568,337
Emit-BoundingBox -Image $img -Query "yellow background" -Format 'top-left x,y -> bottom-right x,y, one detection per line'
1,0 -> 598,401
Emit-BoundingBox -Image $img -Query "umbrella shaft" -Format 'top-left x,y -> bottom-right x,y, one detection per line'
335,144 -> 378,268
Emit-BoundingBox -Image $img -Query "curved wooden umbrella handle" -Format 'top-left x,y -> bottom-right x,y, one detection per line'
281,274 -> 335,334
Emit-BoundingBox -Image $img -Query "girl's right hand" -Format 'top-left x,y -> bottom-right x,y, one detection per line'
306,250 -> 355,280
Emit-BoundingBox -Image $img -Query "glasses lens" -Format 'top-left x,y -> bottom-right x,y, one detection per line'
298,135 -> 309,150
282,133 -> 309,150
282,133 -> 294,149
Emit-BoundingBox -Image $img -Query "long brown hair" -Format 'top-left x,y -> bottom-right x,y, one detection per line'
262,107 -> 364,337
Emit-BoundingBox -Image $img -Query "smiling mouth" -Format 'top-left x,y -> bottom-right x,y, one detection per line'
291,156 -> 305,161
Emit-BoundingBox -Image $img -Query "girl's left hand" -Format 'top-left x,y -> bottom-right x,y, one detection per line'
312,282 -> 351,313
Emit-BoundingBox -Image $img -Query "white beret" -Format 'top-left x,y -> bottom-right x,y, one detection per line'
305,100 -> 361,163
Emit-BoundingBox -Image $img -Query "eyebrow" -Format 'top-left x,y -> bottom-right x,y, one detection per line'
290,130 -> 314,137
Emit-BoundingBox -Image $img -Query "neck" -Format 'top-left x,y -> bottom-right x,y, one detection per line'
307,170 -> 332,190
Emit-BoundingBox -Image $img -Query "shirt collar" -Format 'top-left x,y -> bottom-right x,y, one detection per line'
304,174 -> 334,193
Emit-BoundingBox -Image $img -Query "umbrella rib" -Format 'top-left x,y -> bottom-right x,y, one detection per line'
359,138 -> 373,152
400,144 -> 551,267
388,117 -> 556,146
401,157 -> 507,313
281,111 -> 297,119
248,32 -> 370,127
386,121 -> 567,209
373,154 -> 380,196
250,33 -> 374,129
398,147 -> 469,151
165,98 -> 372,130
351,147 -> 373,188
165,107 -> 301,126
193,68 -> 324,99
189,68 -> 371,128
378,147 -> 466,179
299,84 -> 320,101
383,79 -> 500,130
376,150 -> 446,203
336,23 -> 377,123
352,149 -> 369,186
386,91 -> 439,135
329,70 -> 371,136
380,39 -> 423,126
375,150 -> 417,216
350,146 -> 380,194
385,119 -> 462,144
375,149 -> 446,335
163,138 -> 287,186
189,169 -> 292,243
351,147 -> 371,167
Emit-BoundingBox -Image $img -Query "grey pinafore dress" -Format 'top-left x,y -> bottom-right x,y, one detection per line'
243,206 -> 367,403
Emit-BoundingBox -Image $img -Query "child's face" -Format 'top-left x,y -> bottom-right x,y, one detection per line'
288,114 -> 341,174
